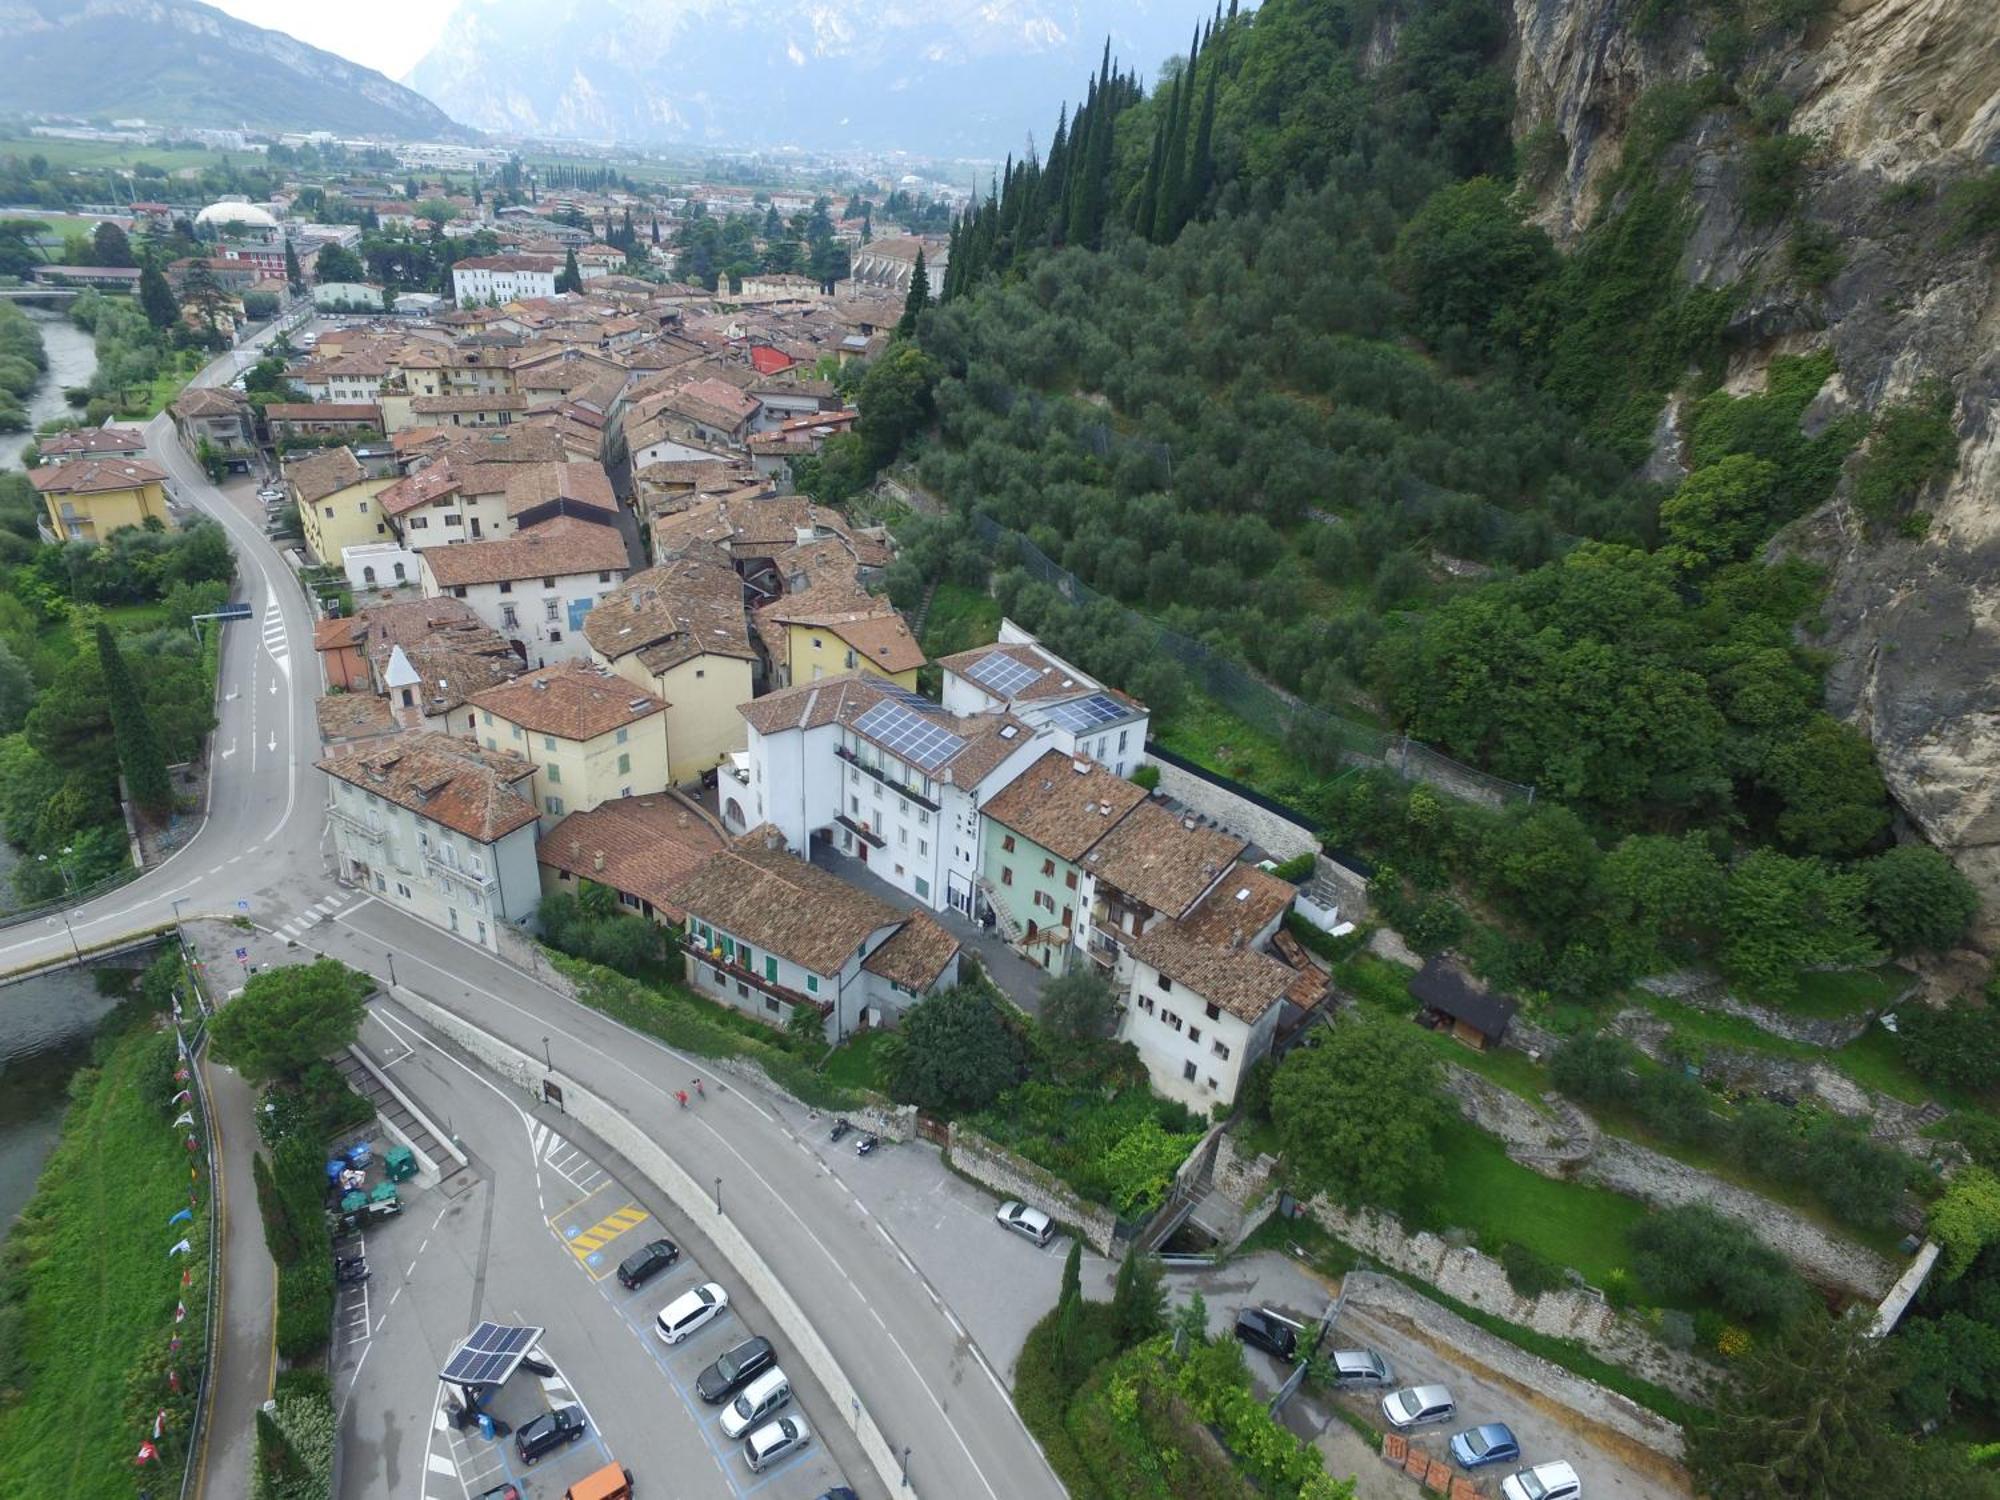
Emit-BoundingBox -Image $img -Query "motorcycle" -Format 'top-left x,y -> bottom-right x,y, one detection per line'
335,1255 -> 369,1285
829,1118 -> 852,1143
855,1133 -> 879,1157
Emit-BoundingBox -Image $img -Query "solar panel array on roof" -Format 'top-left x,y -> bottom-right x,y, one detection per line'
440,1321 -> 545,1387
1041,692 -> 1133,733
966,651 -> 1041,698
854,697 -> 966,772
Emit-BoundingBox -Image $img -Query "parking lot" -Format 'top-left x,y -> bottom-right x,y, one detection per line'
335,1003 -> 869,1500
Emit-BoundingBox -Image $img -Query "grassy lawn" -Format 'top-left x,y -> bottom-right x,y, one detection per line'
1640,988 -> 1941,1108
1152,690 -> 1317,788
1418,1028 -> 1552,1102
1783,964 -> 1913,1019
114,352 -> 204,420
917,581 -> 1000,658
821,1029 -> 895,1094
0,1013 -> 204,1497
1422,1116 -> 1650,1288
1331,950 -> 1417,1009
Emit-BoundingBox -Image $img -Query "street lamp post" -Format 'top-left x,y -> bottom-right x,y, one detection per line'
713,1175 -> 723,1216
57,911 -> 80,962
541,1035 -> 552,1072
901,1446 -> 912,1488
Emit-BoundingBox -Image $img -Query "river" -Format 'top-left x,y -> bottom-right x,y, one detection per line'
1,303 -> 100,473
0,954 -> 156,1231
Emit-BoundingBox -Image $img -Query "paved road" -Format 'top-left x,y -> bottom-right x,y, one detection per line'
330,999 -> 872,1500
0,319 -> 324,978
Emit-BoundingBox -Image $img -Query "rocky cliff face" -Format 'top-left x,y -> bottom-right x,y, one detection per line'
1511,0 -> 2000,936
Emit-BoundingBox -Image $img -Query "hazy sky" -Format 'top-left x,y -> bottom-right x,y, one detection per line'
204,0 -> 458,79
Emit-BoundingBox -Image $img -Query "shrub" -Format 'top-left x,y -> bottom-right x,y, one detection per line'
1897,997 -> 2000,1094
1130,763 -> 1160,791
1268,850 -> 1318,883
1629,1205 -> 1813,1327
1499,1241 -> 1568,1299
1864,843 -> 1978,955
1854,387 -> 1958,526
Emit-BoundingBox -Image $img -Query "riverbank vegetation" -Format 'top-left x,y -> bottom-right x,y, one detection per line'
0,951 -> 209,1496
0,477 -> 232,905
0,302 -> 46,433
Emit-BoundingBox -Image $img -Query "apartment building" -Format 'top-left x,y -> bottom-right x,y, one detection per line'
467,661 -> 669,827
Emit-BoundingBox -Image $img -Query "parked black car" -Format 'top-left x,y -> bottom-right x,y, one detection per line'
1233,1307 -> 1299,1362
616,1237 -> 681,1290
696,1335 -> 777,1403
515,1405 -> 587,1465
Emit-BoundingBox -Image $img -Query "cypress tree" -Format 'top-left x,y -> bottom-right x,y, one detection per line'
139,264 -> 179,329
1151,72 -> 1186,243
1185,61 -> 1221,228
557,248 -> 582,293
282,238 -> 303,293
897,250 -> 929,337
1133,122 -> 1166,238
97,623 -> 170,814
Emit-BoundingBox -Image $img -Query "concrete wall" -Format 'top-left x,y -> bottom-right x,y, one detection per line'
1147,757 -> 1318,862
382,984 -> 902,1496
944,1122 -> 1120,1256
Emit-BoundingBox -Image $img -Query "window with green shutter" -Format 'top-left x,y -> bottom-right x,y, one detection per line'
764,955 -> 777,981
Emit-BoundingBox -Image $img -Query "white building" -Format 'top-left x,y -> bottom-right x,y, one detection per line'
451,255 -> 559,303
319,731 -> 542,951
732,673 -> 1049,918
937,623 -> 1149,779
418,516 -> 631,668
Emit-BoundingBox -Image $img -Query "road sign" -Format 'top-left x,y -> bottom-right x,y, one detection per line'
234,947 -> 248,960
217,602 -> 253,621
236,900 -> 249,911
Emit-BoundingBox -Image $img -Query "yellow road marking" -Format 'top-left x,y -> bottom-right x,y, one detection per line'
566,1203 -> 649,1258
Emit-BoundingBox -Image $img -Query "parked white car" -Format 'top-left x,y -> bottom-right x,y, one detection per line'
655,1281 -> 728,1344
995,1200 -> 1053,1246
1502,1460 -> 1581,1500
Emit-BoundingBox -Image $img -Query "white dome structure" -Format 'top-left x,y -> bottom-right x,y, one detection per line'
194,201 -> 279,232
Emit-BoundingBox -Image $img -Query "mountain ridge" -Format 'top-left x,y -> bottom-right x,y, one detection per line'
0,0 -> 467,139
405,0 -> 1198,155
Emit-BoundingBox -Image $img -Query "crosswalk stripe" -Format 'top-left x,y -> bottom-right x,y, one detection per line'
425,1454 -> 456,1476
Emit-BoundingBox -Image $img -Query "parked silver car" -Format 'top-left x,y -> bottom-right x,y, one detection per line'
1381,1384 -> 1456,1428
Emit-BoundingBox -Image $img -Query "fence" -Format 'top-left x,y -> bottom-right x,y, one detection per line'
177,942 -> 221,1500
969,513 -> 1534,808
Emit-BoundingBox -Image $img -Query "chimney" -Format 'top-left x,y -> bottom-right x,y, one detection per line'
592,850 -> 604,872
1183,816 -> 1197,832
1072,759 -> 1089,775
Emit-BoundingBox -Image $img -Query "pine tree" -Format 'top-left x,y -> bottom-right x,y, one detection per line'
97,624 -> 170,814
283,238 -> 303,293
139,264 -> 179,330
1059,1239 -> 1082,1307
1110,1251 -> 1166,1346
897,250 -> 930,338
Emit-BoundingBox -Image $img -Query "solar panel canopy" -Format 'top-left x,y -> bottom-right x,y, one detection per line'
854,697 -> 966,771
966,652 -> 1041,698
1042,692 -> 1132,733
440,1321 -> 545,1387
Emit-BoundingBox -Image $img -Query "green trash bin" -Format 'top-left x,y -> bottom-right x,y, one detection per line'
384,1145 -> 417,1183
340,1190 -> 366,1215
368,1181 -> 400,1208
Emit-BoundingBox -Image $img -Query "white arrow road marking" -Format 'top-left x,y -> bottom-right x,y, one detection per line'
269,676 -> 278,695
267,734 -> 278,754
220,740 -> 236,759
225,690 -> 238,702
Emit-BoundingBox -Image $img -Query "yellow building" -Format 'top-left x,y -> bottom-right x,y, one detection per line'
582,551 -> 761,785
466,661 -> 670,827
289,447 -> 396,565
28,457 -> 171,542
777,613 -> 922,690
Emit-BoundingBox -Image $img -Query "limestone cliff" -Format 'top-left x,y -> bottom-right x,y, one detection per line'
1511,0 -> 2000,935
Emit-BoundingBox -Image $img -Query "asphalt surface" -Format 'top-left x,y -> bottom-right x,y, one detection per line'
330,999 -> 869,1500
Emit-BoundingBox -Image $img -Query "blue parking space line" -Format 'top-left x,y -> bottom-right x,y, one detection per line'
739,1451 -> 809,1494
609,1294 -> 756,1499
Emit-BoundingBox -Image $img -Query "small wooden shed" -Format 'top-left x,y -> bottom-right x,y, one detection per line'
1411,956 -> 1518,1051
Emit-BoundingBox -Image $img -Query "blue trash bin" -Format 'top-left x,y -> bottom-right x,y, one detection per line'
478,1413 -> 495,1442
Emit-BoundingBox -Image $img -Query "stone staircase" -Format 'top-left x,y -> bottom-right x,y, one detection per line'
906,579 -> 941,643
974,876 -> 1023,944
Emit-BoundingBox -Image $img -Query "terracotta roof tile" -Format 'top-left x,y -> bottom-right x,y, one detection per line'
420,515 -> 628,587
469,660 -> 663,741
979,749 -> 1147,862
36,426 -> 146,457
1178,863 -> 1297,950
537,794 -> 726,922
583,551 -> 755,671
1128,922 -> 1295,1023
317,730 -> 538,843
285,446 -> 367,505
1081,801 -> 1246,919
671,827 -> 902,975
861,911 -> 960,992
736,673 -> 1037,787
27,456 -> 168,495
315,692 -> 398,743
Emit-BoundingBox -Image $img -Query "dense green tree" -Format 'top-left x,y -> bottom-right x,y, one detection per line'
1039,968 -> 1118,1042
1659,454 -> 1780,572
1478,802 -> 1601,933
1862,843 -> 1979,954
556,249 -> 583,294
896,250 -> 930,339
1393,177 -> 1556,355
209,959 -> 373,1084
1719,849 -> 1880,999
314,242 -> 364,284
1270,1012 -> 1451,1211
90,220 -> 133,268
1896,997 -> 2000,1095
95,623 -> 169,813
1930,1169 -> 2000,1283
138,264 -> 180,329
888,985 -> 1027,1113
1595,832 -> 1726,972
1684,1311 -> 1938,1499
853,342 -> 938,473
1762,714 -> 1890,857
1630,1205 -> 1813,1325
1109,1250 -> 1166,1346
283,238 -> 303,292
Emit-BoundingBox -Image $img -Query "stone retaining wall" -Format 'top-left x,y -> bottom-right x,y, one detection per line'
1148,756 -> 1319,861
1302,1199 -> 1713,1403
1579,1136 -> 1897,1299
383,984 -> 906,1497
1637,968 -> 1906,1047
944,1122 -> 1121,1256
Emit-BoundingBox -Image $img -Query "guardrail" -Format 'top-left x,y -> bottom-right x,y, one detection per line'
178,948 -> 222,1500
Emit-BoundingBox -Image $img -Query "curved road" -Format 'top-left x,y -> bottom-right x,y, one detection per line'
0,330 -> 1065,1500
0,323 -> 322,975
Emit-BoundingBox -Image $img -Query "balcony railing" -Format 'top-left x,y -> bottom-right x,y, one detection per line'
836,813 -> 885,849
422,845 -> 495,887
328,805 -> 387,842
834,744 -> 940,812
678,936 -> 829,1016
